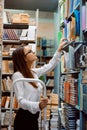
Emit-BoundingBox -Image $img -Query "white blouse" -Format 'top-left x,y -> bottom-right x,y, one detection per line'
12,51 -> 61,114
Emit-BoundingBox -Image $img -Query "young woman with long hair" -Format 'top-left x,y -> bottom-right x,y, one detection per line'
12,38 -> 67,130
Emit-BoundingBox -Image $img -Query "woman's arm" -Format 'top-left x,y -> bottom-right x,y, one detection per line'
34,51 -> 61,77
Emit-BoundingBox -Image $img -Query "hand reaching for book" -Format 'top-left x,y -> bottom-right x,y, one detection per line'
58,38 -> 68,52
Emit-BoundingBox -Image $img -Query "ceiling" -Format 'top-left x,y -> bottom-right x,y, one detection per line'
4,0 -> 58,12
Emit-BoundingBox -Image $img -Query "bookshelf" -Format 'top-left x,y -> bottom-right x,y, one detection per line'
1,9 -> 39,129
1,23 -> 29,130
36,37 -> 55,83
57,0 -> 87,130
0,0 -> 4,126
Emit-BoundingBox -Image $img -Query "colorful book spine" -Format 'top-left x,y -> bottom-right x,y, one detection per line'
69,0 -> 74,14
82,5 -> 86,31
86,2 -> 87,29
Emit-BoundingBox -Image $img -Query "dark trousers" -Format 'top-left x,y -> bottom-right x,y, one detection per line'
14,108 -> 39,130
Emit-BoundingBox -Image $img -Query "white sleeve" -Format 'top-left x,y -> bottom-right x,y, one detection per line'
34,51 -> 61,77
12,72 -> 40,114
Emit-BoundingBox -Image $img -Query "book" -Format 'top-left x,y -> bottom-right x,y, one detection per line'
67,21 -> 71,41
6,11 -> 12,23
2,60 -> 13,73
75,0 -> 80,7
27,26 -> 36,41
5,76 -> 12,91
74,10 -> 80,36
64,0 -> 70,18
82,5 -> 86,30
13,96 -> 18,108
3,12 -> 8,24
8,60 -> 13,73
2,79 -> 6,91
1,96 -> 7,107
5,96 -> 10,108
70,16 -> 76,41
1,112 -> 5,125
69,0 -> 74,14
86,2 -> 87,29
20,29 -> 28,40
2,79 -> 8,91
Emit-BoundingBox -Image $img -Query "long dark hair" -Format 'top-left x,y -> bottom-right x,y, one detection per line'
12,46 -> 37,88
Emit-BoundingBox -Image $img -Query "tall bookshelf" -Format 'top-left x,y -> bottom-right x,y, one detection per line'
0,0 -> 4,125
57,0 -> 87,130
1,8 -> 39,130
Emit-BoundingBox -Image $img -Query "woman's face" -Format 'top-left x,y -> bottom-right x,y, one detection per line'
24,46 -> 38,63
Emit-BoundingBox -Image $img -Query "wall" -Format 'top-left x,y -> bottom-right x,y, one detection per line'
38,22 -> 54,39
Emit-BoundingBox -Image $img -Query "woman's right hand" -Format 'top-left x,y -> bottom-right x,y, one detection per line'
39,97 -> 48,110
58,38 -> 68,52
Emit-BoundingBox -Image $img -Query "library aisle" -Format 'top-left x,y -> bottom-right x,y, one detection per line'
1,0 -> 87,130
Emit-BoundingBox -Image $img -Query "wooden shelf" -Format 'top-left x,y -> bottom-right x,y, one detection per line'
42,45 -> 54,48
1,125 -> 8,128
2,73 -> 13,78
3,23 -> 29,29
46,75 -> 54,79
3,40 -> 35,45
1,108 -> 18,111
2,91 -> 11,96
61,70 -> 80,75
3,56 -> 12,60
46,85 -> 54,88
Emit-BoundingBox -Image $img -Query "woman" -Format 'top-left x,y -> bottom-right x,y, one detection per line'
12,38 -> 67,130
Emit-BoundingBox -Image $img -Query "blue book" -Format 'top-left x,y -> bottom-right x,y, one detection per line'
63,19 -> 67,38
74,10 -> 80,36
69,0 -> 74,14
75,0 -> 80,7
3,31 -> 9,40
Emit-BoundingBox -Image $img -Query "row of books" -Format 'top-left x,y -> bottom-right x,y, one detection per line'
61,44 -> 83,72
2,76 -> 12,91
2,60 -> 13,74
1,93 -> 58,129
37,38 -> 55,57
42,93 -> 58,119
60,0 -> 80,24
60,74 -> 78,106
3,27 -> 36,42
1,111 -> 16,126
61,1 -> 87,41
1,96 -> 18,108
40,94 -> 58,129
59,0 -> 81,42
3,29 -> 19,40
4,11 -> 30,24
1,93 -> 58,109
62,14 -> 80,42
50,111 -> 58,129
60,103 -> 79,130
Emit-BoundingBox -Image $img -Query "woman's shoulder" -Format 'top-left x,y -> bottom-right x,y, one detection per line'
12,71 -> 23,79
